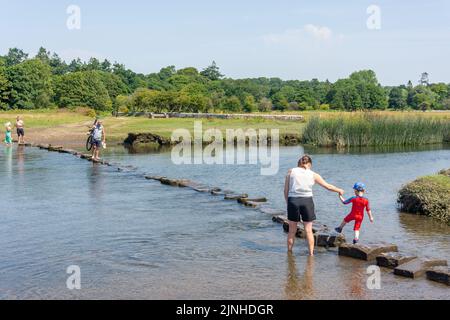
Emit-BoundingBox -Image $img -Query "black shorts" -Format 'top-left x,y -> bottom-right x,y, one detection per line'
287,197 -> 316,222
93,139 -> 102,148
17,128 -> 25,137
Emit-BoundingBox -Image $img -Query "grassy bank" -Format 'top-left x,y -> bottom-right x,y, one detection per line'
1,109 -> 449,146
302,113 -> 450,147
398,170 -> 450,225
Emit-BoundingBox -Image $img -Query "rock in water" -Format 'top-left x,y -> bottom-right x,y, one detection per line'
376,252 -> 417,269
394,258 -> 448,279
426,266 -> 450,286
224,194 -> 248,200
338,243 -> 398,261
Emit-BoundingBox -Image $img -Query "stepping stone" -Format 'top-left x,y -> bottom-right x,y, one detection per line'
241,200 -> 261,208
281,221 -> 306,238
315,233 -> 330,247
426,266 -> 450,286
272,215 -> 287,224
394,258 -> 448,279
338,243 -> 398,261
160,178 -> 180,187
145,175 -> 166,181
376,252 -> 417,269
177,179 -> 192,188
326,234 -> 346,247
243,197 -> 267,203
314,233 -> 346,248
224,194 -> 248,200
48,145 -> 63,151
312,222 -> 330,234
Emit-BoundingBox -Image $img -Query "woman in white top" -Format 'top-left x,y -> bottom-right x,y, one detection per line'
284,155 -> 344,256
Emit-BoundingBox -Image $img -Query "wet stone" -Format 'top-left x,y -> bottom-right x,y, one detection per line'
426,266 -> 450,286
272,215 -> 287,224
394,258 -> 448,279
338,243 -> 398,261
376,252 -> 418,269
160,178 -> 180,187
224,194 -> 248,200
145,175 -> 165,181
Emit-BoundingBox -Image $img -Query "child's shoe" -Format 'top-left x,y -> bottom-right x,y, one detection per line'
353,239 -> 359,245
334,227 -> 343,234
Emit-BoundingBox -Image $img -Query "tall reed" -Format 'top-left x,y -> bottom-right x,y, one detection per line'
302,113 -> 450,147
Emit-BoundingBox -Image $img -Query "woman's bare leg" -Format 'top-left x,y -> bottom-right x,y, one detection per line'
303,222 -> 315,256
287,221 -> 297,252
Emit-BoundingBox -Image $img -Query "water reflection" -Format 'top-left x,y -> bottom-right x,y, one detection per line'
285,254 -> 315,300
16,145 -> 25,179
3,146 -> 13,176
346,267 -> 366,299
87,163 -> 105,201
399,212 -> 450,236
305,143 -> 449,155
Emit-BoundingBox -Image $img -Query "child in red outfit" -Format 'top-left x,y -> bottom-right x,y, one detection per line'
335,183 -> 374,244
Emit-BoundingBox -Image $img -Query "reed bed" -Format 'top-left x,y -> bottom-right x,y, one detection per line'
302,113 -> 450,147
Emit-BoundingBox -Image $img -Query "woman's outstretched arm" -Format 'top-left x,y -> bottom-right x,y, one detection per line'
314,173 -> 344,195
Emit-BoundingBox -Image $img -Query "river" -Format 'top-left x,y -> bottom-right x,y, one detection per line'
0,144 -> 449,299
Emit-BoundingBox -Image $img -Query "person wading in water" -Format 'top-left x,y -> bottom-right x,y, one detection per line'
284,155 -> 344,256
91,119 -> 106,161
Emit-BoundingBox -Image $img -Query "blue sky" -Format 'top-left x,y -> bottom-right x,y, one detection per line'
0,0 -> 449,85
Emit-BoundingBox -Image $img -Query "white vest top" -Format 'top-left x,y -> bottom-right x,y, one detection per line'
288,167 -> 315,198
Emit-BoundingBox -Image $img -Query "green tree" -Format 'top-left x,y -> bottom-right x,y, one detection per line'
7,59 -> 53,109
271,92 -> 289,111
258,97 -> 273,112
200,61 -> 224,81
222,96 -> 242,112
388,87 -> 408,109
5,48 -> 28,67
242,95 -> 257,113
54,71 -> 112,111
0,58 -> 11,109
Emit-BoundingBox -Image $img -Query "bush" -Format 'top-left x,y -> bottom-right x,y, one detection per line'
319,104 -> 330,111
118,105 -> 129,114
398,171 -> 450,225
74,106 -> 97,118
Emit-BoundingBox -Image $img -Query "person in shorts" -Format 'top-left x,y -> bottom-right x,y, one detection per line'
284,155 -> 344,256
15,116 -> 25,144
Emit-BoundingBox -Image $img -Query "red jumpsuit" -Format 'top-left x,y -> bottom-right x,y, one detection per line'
343,196 -> 371,231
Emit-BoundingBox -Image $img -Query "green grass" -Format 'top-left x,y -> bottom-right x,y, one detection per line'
0,109 -> 92,128
302,113 -> 450,147
398,171 -> 450,225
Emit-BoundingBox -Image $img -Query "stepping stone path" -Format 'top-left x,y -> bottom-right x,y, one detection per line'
376,252 -> 417,269
394,258 -> 448,279
338,243 -> 398,261
426,266 -> 450,286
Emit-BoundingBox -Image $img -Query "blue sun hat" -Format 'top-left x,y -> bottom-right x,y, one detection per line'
353,182 -> 366,192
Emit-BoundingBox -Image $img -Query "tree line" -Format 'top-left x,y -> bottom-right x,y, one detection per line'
1,47 -> 449,113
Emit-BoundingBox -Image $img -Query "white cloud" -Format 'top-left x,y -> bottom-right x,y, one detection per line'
262,24 -> 338,45
304,24 -> 332,41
